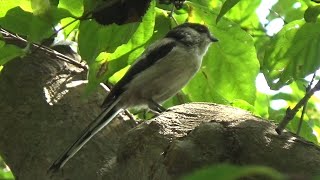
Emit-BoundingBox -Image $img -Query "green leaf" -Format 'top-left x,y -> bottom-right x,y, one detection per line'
271,93 -> 296,102
267,0 -> 308,23
231,99 -> 255,113
59,0 -> 84,17
78,21 -> 139,64
182,164 -> 285,180
0,7 -> 54,42
304,5 -> 320,23
225,0 -> 262,30
254,91 -> 270,118
184,2 -> 259,105
267,81 -> 320,143
31,0 -> 51,15
50,0 -> 59,6
60,17 -> 80,37
0,44 -> 25,65
0,168 -> 14,180
216,0 -> 241,23
263,20 -> 320,89
83,0 -> 156,94
83,0 -> 98,15
190,0 -> 215,8
48,7 -> 73,22
0,38 -> 5,48
224,0 -> 264,63
288,115 -> 318,144
0,0 -> 21,17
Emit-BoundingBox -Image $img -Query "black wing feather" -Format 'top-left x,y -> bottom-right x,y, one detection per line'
101,40 -> 176,108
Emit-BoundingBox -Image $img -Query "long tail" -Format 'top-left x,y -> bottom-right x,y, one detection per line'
47,98 -> 122,173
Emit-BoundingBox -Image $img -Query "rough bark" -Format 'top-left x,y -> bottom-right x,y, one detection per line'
0,45 -> 320,180
0,50 -> 136,180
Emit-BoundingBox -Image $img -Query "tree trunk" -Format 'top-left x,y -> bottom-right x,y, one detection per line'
0,41 -> 320,180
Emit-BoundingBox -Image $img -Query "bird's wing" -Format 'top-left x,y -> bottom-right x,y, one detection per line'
101,39 -> 177,108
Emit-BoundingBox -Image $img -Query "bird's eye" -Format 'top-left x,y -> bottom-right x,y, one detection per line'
195,26 -> 208,33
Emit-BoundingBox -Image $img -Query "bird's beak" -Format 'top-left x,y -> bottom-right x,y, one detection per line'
210,35 -> 218,42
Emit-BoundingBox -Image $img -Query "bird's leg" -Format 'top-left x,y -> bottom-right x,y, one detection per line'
148,99 -> 166,113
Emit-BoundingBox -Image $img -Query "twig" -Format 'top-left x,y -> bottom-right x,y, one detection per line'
296,74 -> 316,135
31,17 -> 80,54
276,78 -> 320,135
268,8 -> 288,24
0,28 -> 87,70
168,5 -> 178,25
296,101 -> 307,135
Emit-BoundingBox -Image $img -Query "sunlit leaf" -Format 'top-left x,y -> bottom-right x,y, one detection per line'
225,0 -> 262,30
268,0 -> 308,23
263,20 -> 320,89
0,44 -> 25,65
254,91 -> 270,118
59,0 -> 84,17
83,0 -> 156,94
216,0 -> 241,23
78,21 -> 139,64
184,2 -> 259,105
231,99 -> 255,113
304,5 -> 320,23
0,0 -> 21,17
60,17 -> 80,37
31,0 -> 51,15
0,7 -> 69,42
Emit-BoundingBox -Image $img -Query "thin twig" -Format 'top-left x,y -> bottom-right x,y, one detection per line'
31,18 -> 80,54
0,28 -> 87,70
296,73 -> 316,135
296,102 -> 307,135
268,8 -> 288,24
276,78 -> 320,135
168,5 -> 178,25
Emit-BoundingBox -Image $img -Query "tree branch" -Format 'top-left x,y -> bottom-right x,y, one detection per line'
276,79 -> 320,135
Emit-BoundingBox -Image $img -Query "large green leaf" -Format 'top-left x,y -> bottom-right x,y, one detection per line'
31,0 -> 51,15
304,5 -> 320,23
183,2 -> 259,105
224,0 -> 264,65
0,7 -> 70,43
254,91 -> 270,118
59,0 -> 84,17
0,43 -> 25,65
263,20 -> 320,89
216,0 -> 241,23
267,0 -> 308,23
60,17 -> 80,37
83,0 -> 156,93
225,0 -> 262,30
0,0 -> 21,17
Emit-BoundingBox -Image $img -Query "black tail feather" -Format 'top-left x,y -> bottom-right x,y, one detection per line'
47,99 -> 121,174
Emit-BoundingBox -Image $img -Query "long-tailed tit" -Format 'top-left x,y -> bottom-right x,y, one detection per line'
48,22 -> 218,172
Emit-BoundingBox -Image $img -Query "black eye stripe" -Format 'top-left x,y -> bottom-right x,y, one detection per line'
190,25 -> 209,33
197,27 -> 207,32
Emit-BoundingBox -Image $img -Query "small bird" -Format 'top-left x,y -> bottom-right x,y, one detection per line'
48,22 -> 218,172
